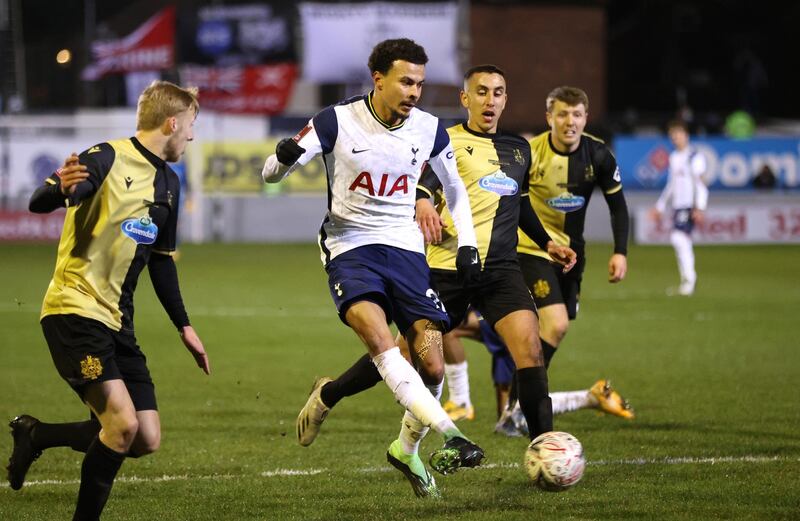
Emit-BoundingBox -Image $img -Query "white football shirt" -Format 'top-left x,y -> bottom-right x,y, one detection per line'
656,146 -> 709,212
264,92 -> 476,265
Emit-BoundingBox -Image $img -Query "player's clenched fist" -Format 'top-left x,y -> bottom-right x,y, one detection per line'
275,138 -> 306,166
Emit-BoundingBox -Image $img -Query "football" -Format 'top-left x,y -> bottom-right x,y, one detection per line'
524,431 -> 585,491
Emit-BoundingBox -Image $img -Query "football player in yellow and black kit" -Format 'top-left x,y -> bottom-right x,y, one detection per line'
444,86 -> 634,435
292,65 -> 576,498
6,81 -> 210,520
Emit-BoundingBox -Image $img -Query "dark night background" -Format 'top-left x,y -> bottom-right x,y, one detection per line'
9,0 -> 798,125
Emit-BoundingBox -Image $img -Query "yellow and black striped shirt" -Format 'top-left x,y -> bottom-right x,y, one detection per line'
39,137 -> 180,331
419,123 -> 532,270
518,132 -> 627,259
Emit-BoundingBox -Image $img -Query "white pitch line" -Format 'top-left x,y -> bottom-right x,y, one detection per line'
260,468 -> 326,477
4,455 -> 795,489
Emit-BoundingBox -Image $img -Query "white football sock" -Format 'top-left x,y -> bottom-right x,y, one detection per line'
670,230 -> 696,285
373,347 -> 455,435
551,390 -> 592,414
397,381 -> 442,454
444,361 -> 472,407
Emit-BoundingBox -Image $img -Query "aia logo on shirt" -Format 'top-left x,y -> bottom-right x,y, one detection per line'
349,172 -> 409,197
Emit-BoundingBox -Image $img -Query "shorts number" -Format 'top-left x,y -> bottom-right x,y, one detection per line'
426,289 -> 446,313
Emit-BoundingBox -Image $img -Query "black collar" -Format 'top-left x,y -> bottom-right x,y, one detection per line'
461,122 -> 498,140
547,132 -> 582,157
131,136 -> 167,168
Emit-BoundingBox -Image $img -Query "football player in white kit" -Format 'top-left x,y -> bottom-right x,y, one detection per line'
262,39 -> 484,497
649,120 -> 709,296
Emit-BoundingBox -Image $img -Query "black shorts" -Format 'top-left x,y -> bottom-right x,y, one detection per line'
518,253 -> 585,320
432,265 -> 537,331
41,314 -> 157,411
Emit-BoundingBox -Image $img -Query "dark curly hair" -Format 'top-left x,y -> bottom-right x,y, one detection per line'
368,38 -> 428,75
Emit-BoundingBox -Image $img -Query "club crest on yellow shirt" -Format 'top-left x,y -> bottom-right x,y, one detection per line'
80,355 -> 103,380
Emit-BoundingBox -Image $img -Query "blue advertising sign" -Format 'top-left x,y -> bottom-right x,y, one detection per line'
613,136 -> 800,191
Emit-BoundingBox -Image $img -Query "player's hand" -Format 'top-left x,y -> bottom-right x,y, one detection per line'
648,207 -> 662,222
546,241 -> 577,273
456,246 -> 482,288
691,208 -> 705,225
608,253 -> 627,283
416,198 -> 444,244
180,325 -> 210,375
275,138 -> 306,166
58,153 -> 89,196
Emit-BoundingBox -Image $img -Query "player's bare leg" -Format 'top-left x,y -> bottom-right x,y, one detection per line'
345,305 -> 482,475
72,380 -> 137,520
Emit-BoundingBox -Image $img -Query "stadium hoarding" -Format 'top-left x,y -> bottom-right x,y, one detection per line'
0,136 -> 188,198
201,141 -> 327,193
0,210 -> 65,241
635,204 -> 800,244
0,139 -> 88,201
298,1 -> 461,85
614,136 -> 800,191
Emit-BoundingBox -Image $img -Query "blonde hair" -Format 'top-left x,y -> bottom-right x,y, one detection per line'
136,81 -> 199,131
546,86 -> 589,113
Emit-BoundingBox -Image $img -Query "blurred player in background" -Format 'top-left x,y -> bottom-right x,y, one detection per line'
6,81 -> 210,520
262,39 -> 484,498
649,119 -> 709,296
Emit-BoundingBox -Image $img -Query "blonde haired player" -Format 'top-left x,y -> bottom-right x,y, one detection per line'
7,81 -> 208,520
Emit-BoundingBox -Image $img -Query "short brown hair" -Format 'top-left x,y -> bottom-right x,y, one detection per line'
546,86 -> 589,113
136,81 -> 199,131
667,119 -> 689,132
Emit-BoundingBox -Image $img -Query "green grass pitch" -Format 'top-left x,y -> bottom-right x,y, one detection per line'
1,242 -> 799,520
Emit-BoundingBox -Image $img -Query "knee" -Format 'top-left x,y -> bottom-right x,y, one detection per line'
107,415 -> 140,450
129,432 -> 161,458
551,318 -> 569,344
541,318 -> 568,345
418,362 -> 444,385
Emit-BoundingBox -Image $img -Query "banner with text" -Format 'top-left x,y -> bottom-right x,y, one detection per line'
614,136 -> 800,191
299,2 -> 461,85
82,7 -> 175,80
201,140 -> 327,193
0,210 -> 66,241
635,204 -> 800,244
